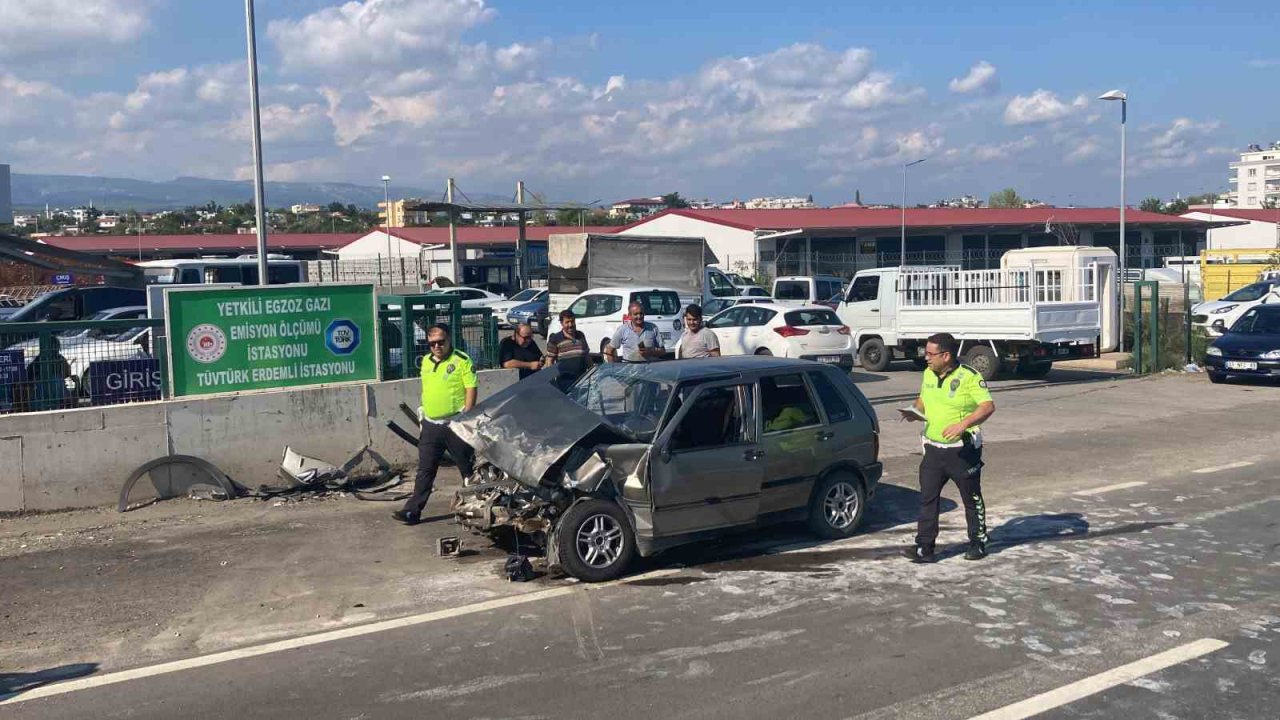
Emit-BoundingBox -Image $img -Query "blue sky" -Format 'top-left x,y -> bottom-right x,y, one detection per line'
2,0 -> 1277,206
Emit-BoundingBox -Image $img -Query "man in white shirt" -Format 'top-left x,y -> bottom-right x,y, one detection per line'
675,304 -> 721,359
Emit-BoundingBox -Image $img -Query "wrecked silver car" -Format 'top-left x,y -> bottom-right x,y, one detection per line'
450,357 -> 882,582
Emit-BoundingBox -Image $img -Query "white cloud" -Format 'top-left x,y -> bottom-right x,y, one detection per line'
840,72 -> 926,110
1134,117 -> 1223,172
949,61 -> 998,95
1246,58 -> 1280,69
1065,136 -> 1102,164
1003,90 -> 1088,126
942,136 -> 1036,164
267,0 -> 497,76
0,0 -> 149,61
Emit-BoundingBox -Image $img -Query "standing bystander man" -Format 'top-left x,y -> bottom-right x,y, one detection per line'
674,304 -> 720,359
544,309 -> 591,390
393,325 -> 476,526
499,323 -> 542,379
605,301 -> 664,363
901,333 -> 996,562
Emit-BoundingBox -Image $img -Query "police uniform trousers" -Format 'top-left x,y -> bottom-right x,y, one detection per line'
404,419 -> 474,517
916,436 -> 987,548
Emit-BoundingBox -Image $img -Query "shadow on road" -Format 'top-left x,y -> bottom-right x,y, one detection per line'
975,512 -> 1173,557
0,663 -> 98,701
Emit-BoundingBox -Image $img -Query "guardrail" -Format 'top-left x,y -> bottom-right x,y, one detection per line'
0,319 -> 167,414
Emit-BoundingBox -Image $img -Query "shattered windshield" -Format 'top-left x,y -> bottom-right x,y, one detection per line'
567,364 -> 674,442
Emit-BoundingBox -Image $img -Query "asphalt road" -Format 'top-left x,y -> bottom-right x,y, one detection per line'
2,371 -> 1277,719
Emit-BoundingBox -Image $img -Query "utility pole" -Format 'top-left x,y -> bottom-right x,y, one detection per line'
516,180 -> 528,290
244,0 -> 269,284
447,178 -> 459,284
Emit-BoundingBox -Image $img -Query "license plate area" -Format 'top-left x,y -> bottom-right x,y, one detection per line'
1226,360 -> 1258,370
817,355 -> 842,364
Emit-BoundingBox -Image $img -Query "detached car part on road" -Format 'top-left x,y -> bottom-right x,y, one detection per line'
449,357 -> 882,582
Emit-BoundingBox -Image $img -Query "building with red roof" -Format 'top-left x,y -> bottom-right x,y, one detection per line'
1180,207 -> 1280,250
618,207 -> 1229,278
41,232 -> 358,260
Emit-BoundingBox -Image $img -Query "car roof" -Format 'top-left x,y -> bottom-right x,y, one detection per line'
576,286 -> 682,295
775,276 -> 842,282
603,355 -> 833,382
718,302 -> 833,314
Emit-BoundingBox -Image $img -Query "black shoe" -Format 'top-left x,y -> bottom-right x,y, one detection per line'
392,510 -> 421,526
903,545 -> 936,563
964,541 -> 988,561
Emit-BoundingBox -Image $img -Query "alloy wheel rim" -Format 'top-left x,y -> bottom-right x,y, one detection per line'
824,481 -> 859,529
576,513 -> 623,568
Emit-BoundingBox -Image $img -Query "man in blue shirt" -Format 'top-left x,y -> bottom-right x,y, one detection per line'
605,301 -> 664,363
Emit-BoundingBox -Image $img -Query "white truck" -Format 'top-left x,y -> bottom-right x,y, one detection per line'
547,233 -> 745,315
837,246 -> 1119,380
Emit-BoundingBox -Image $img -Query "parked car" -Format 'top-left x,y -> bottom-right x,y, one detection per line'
492,289 -> 548,327
432,286 -> 509,310
450,357 -> 882,581
1192,280 -> 1280,337
506,295 -> 551,333
1204,305 -> 1280,383
702,295 -> 775,316
772,275 -> 846,307
5,306 -> 148,364
705,303 -> 855,369
6,286 -> 147,323
544,286 -> 685,357
62,324 -> 153,395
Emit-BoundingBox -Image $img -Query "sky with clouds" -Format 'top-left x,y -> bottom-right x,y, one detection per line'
1,0 -> 1276,206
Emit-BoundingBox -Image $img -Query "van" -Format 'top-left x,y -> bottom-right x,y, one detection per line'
772,275 -> 845,307
138,257 -> 306,286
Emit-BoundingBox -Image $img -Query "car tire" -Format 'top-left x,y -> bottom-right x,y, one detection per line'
1208,371 -> 1226,384
808,472 -> 866,539
858,338 -> 890,372
964,345 -> 1000,381
556,499 -> 636,583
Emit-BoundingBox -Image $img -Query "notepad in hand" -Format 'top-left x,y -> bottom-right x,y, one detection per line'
897,407 -> 926,422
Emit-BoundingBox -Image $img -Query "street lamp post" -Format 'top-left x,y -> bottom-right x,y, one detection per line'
901,158 -> 927,265
243,0 -> 269,285
1099,89 -> 1127,353
381,175 -> 392,272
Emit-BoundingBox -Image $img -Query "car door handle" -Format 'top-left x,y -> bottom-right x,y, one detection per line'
744,450 -> 765,461
870,309 -> 879,312
816,431 -> 835,441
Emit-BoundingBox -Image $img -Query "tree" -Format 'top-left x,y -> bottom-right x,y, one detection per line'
1164,198 -> 1189,215
1139,197 -> 1164,213
661,192 -> 690,209
987,188 -> 1025,209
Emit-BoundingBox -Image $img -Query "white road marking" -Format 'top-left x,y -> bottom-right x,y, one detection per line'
1073,481 -> 1148,496
1193,461 -> 1254,474
0,567 -> 682,706
966,638 -> 1229,720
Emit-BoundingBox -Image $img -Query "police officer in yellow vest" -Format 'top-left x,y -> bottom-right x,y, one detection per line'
393,325 -> 477,526
901,333 -> 996,562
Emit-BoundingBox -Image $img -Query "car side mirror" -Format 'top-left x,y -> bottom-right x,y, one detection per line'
659,446 -> 672,463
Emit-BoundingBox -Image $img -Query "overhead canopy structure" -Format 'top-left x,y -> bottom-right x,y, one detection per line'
0,232 -> 143,282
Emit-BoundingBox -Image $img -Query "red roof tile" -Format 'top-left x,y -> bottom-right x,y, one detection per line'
384,226 -> 623,246
1185,208 -> 1280,222
42,232 -> 359,253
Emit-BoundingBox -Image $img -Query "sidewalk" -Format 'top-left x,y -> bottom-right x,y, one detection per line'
1052,352 -> 1131,371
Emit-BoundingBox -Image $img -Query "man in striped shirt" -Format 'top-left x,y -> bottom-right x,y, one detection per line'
544,309 -> 591,390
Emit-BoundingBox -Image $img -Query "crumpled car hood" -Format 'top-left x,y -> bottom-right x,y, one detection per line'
450,368 -> 626,486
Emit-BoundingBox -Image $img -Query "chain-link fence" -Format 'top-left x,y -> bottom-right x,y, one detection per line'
378,298 -> 499,380
0,319 -> 166,414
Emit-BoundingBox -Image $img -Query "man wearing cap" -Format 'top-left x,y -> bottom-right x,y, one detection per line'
393,324 -> 476,526
901,332 -> 996,562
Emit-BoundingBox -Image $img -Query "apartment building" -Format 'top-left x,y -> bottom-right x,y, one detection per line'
1228,142 -> 1280,208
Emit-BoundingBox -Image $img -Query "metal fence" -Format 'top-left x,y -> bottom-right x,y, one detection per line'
0,319 -> 167,415
377,297 -> 499,381
309,257 -> 431,287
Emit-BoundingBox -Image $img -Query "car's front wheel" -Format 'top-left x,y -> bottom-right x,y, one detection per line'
807,472 -> 866,539
556,499 -> 636,582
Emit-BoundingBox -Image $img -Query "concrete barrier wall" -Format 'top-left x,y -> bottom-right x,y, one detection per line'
0,369 -> 518,512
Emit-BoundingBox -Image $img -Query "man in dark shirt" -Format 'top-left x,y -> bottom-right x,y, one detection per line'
544,309 -> 591,390
499,324 -> 543,379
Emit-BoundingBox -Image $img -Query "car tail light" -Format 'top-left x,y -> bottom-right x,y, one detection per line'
774,326 -> 810,338
837,325 -> 851,335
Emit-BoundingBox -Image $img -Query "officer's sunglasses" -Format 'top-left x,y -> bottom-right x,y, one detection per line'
427,339 -> 448,347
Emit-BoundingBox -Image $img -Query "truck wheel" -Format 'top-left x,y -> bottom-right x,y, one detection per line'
964,345 -> 1000,381
1015,359 -> 1053,379
555,499 -> 636,583
807,472 -> 866,539
858,338 -> 890,372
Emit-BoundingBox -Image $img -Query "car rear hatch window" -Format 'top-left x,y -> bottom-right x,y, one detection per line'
784,309 -> 842,326
774,281 -> 809,300
631,291 -> 681,317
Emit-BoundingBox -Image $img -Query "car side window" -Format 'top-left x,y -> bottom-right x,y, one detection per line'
744,308 -> 775,326
179,268 -> 202,284
807,371 -> 852,423
669,385 -> 750,452
847,276 -> 880,303
760,373 -> 821,433
707,307 -> 744,328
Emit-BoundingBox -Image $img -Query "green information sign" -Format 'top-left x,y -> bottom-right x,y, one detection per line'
165,283 -> 379,397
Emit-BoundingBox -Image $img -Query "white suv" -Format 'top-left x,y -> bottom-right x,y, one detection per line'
545,287 -> 686,357
1192,280 -> 1280,337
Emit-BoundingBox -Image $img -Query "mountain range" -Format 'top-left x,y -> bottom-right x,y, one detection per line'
9,173 -> 511,212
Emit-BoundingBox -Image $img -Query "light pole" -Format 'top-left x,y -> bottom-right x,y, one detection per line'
1099,89 -> 1127,353
243,0 -> 269,285
381,175 -> 392,266
901,158 -> 927,265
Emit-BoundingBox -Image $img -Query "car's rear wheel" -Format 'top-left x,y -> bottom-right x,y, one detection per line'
858,338 -> 890,372
807,472 -> 866,539
556,499 -> 635,582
